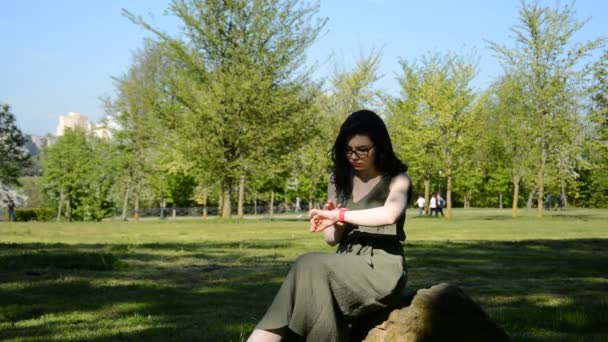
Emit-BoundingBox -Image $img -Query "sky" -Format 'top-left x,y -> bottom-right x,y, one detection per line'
1,0 -> 607,136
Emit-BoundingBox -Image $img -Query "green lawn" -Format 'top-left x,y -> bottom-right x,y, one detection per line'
1,208 -> 608,341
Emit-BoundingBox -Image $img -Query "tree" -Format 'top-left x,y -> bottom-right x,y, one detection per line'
0,103 -> 30,186
41,129 -> 117,221
583,49 -> 608,206
325,50 -> 383,119
388,60 -> 439,214
295,50 -> 383,210
77,135 -> 120,221
389,52 -> 480,219
106,40 -> 173,221
487,75 -> 535,216
17,176 -> 53,208
124,0 -> 326,218
42,129 -> 93,221
488,0 -> 605,217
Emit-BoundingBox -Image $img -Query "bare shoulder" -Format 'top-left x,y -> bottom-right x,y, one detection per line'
389,173 -> 411,192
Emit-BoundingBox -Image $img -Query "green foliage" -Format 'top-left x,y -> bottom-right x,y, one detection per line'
20,154 -> 43,177
34,208 -> 56,222
294,51 -> 384,206
160,172 -> 197,208
488,0 -> 605,216
13,208 -> 36,222
105,40 -> 173,219
41,129 -> 117,221
17,176 -> 53,208
577,49 -> 608,207
388,51 -> 480,216
0,103 -> 30,186
13,208 -> 55,222
26,1 -> 607,212
123,0 -> 327,217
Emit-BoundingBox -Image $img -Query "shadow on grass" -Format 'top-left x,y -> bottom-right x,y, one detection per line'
1,239 -> 608,341
544,212 -> 607,221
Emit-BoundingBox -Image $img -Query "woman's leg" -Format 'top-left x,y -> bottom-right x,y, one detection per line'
254,251 -> 404,341
256,252 -> 348,340
247,327 -> 286,342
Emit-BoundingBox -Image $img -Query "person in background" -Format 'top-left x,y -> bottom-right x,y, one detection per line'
545,193 -> 552,211
429,192 -> 438,216
7,199 -> 16,222
436,193 -> 445,217
556,193 -> 563,210
416,195 -> 425,216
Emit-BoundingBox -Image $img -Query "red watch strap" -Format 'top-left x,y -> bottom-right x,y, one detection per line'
338,208 -> 348,223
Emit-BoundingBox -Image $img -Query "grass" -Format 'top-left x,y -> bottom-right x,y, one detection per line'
1,208 -> 607,341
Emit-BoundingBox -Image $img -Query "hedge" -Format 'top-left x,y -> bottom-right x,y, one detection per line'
14,208 -> 55,222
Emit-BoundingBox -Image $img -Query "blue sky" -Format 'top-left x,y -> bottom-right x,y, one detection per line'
1,0 -> 607,135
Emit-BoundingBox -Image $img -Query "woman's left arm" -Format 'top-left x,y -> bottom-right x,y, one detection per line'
309,174 -> 411,232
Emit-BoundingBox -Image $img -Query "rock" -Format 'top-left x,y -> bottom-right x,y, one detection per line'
360,283 -> 510,342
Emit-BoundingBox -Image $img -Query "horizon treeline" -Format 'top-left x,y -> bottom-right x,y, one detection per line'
3,0 -> 607,221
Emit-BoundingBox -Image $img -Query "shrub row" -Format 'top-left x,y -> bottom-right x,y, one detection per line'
14,208 -> 55,222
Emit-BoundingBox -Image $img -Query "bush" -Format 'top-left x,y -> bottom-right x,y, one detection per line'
34,208 -> 56,221
14,208 -> 55,222
14,209 -> 36,221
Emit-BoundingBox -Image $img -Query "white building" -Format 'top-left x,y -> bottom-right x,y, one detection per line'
55,112 -> 118,139
56,112 -> 90,136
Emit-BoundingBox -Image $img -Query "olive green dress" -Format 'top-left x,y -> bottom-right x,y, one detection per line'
256,174 -> 407,341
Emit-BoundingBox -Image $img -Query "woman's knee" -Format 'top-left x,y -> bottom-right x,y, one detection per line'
293,252 -> 331,272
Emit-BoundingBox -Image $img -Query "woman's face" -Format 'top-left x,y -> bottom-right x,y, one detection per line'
345,134 -> 376,172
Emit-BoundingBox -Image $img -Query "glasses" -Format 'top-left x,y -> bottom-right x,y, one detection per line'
345,145 -> 375,159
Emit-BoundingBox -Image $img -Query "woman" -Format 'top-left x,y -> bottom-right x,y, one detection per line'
249,110 -> 411,341
429,192 -> 438,216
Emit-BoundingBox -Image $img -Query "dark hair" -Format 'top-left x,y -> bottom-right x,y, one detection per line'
331,110 -> 408,201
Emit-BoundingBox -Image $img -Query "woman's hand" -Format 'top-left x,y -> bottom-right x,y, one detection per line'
308,208 -> 339,232
324,200 -> 346,230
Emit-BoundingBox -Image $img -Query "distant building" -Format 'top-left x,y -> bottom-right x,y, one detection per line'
91,114 -> 120,139
56,112 -> 90,136
25,134 -> 55,155
54,111 -> 117,140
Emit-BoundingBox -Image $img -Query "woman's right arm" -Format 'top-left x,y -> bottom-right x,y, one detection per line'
322,182 -> 345,246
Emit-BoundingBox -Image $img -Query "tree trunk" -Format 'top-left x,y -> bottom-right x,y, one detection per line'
218,187 -> 223,218
202,193 -> 208,219
446,174 -> 453,220
424,178 -> 430,215
446,155 -> 453,220
66,195 -> 71,222
527,185 -> 535,209
308,182 -> 315,213
499,193 -> 503,209
133,180 -> 141,221
238,175 -> 245,219
537,136 -> 547,218
561,179 -> 568,208
172,203 -> 176,219
270,191 -> 275,217
222,183 -> 232,219
56,188 -> 64,222
512,174 -> 520,218
537,166 -> 546,218
121,183 -> 131,221
254,194 -> 258,216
